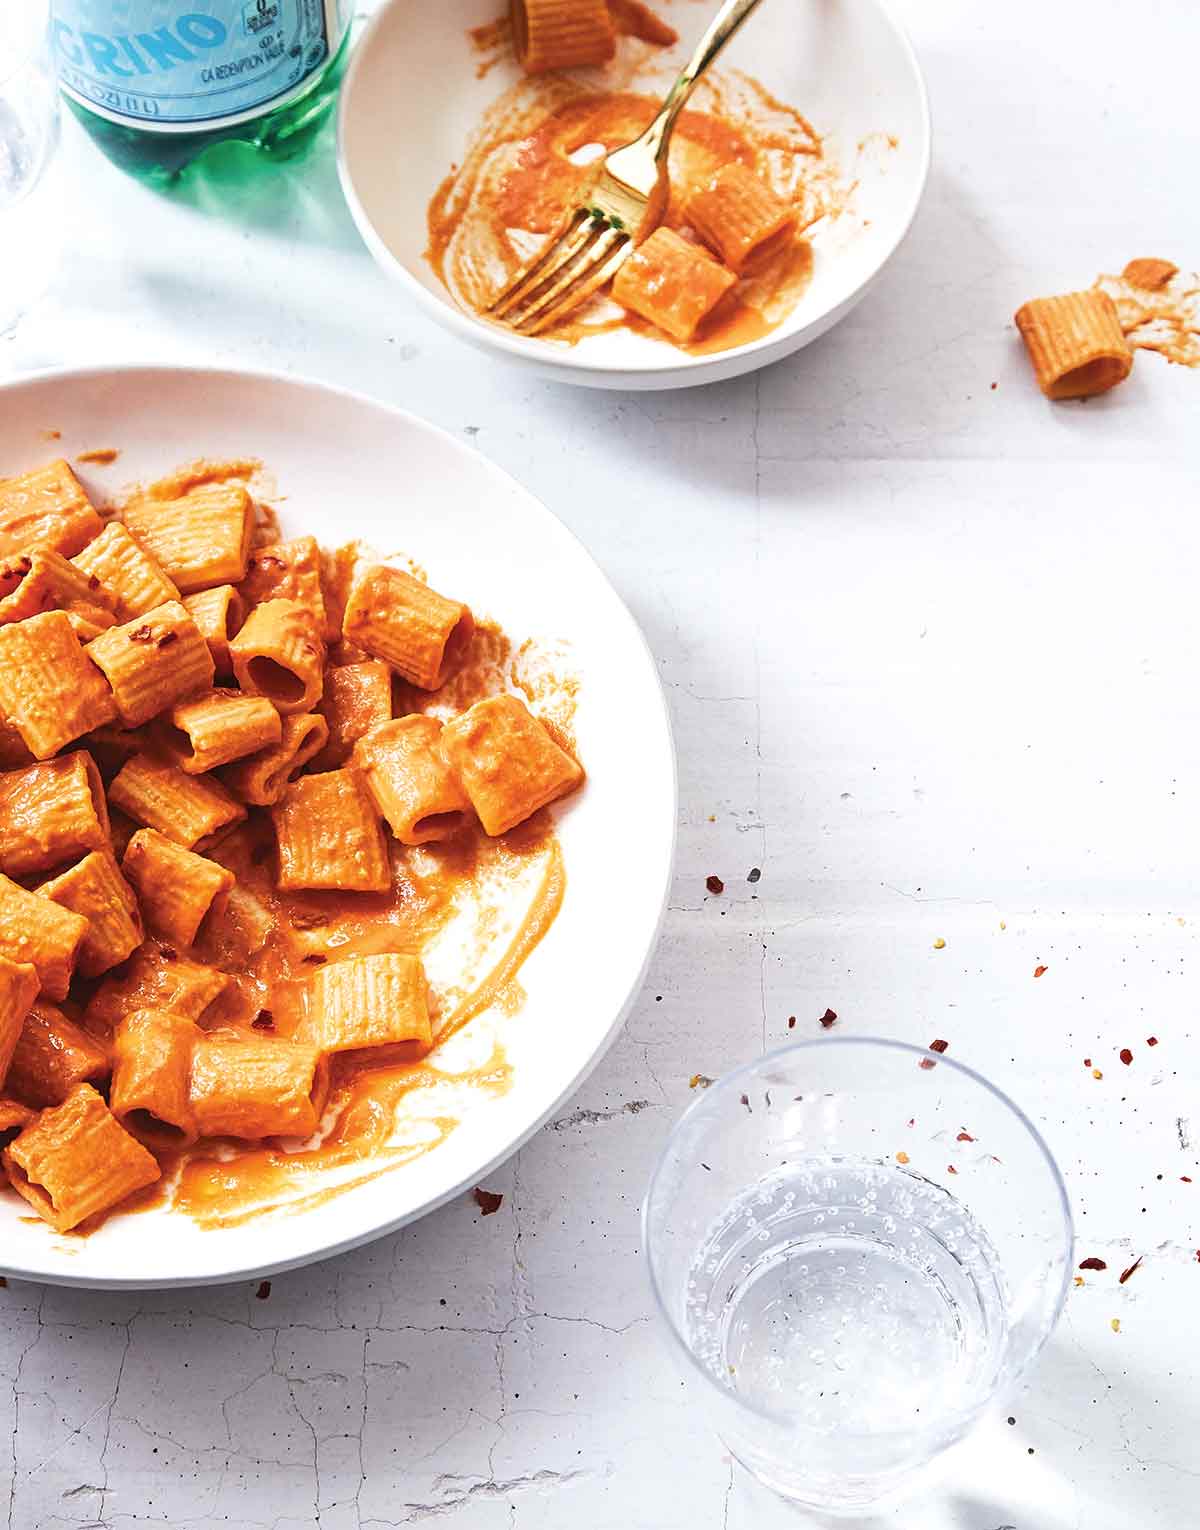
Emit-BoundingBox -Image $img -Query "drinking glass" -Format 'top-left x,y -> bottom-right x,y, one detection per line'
643,1037 -> 1073,1514
1,1 -> 61,335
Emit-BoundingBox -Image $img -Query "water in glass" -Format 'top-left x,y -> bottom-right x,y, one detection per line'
685,1155 -> 1009,1438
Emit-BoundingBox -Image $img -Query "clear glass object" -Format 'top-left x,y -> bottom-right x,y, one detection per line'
643,1037 -> 1073,1515
1,1 -> 61,335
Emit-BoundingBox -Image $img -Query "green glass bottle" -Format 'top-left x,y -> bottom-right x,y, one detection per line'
50,1 -> 353,182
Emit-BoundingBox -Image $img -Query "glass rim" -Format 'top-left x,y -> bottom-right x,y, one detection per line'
641,1034 -> 1075,1432
0,1 -> 51,87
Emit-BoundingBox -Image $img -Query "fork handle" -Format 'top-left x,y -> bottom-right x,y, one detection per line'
639,0 -> 768,163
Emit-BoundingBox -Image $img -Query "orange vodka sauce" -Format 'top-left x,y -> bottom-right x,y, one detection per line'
428,72 -> 839,354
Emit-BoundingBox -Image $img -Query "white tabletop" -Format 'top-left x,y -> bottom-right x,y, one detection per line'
3,1 -> 1199,1526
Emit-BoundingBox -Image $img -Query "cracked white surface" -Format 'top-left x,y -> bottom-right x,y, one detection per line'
3,0 -> 1200,1525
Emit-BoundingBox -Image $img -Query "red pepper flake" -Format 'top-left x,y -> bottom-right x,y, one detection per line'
1182,1176 -> 1192,1183
473,1187 -> 503,1216
129,624 -> 154,642
956,1130 -> 975,1142
87,574 -> 101,590
819,1008 -> 838,1029
290,910 -> 330,929
787,1015 -> 796,1029
1078,1257 -> 1107,1271
1034,965 -> 1048,978
947,1164 -> 958,1174
1119,1048 -> 1133,1066
739,1093 -> 752,1113
1118,1256 -> 1143,1285
1083,1058 -> 1092,1068
302,953 -> 327,965
251,1010 -> 275,1031
1147,1036 -> 1159,1047
906,1117 -> 916,1128
157,630 -> 178,649
255,1280 -> 271,1300
920,1038 -> 949,1069
705,875 -> 724,895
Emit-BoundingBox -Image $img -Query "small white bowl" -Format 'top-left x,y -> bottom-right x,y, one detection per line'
337,0 -> 930,391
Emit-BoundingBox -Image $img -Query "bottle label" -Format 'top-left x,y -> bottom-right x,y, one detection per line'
51,1 -> 339,129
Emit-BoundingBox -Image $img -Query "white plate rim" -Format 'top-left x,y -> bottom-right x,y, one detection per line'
0,362 -> 678,1289
335,0 -> 932,389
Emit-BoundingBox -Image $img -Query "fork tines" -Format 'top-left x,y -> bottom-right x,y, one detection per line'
486,211 -> 631,335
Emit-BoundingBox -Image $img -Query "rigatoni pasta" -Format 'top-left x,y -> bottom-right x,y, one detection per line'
0,548 -> 117,638
314,660 -> 392,768
110,1009 -> 200,1150
122,483 -> 255,594
301,953 -> 431,1053
71,520 -> 182,619
341,564 -> 474,691
0,956 -> 39,1091
0,459 -> 103,560
189,1036 -> 329,1139
239,537 -> 329,634
219,711 -> 328,806
109,752 -> 245,849
0,449 -> 584,1239
160,689 -> 281,774
122,829 -> 235,948
230,597 -> 325,714
612,227 -> 737,343
0,872 -> 89,1000
510,0 -> 615,73
353,716 -> 472,844
4,1003 -> 111,1107
84,945 -> 232,1038
86,600 -> 215,727
686,163 -> 798,273
38,850 -> 143,978
2,1083 -> 159,1232
272,768 -> 390,892
1014,290 -> 1134,400
0,750 -> 110,878
0,1099 -> 35,1185
441,693 -> 583,835
0,609 -> 116,759
182,584 -> 244,677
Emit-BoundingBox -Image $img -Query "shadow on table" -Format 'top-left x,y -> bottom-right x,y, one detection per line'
145,118 -> 365,257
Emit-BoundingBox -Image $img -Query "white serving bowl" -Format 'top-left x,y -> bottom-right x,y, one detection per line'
337,0 -> 930,390
0,367 -> 675,1287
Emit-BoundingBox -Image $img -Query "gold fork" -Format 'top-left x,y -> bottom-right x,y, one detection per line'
486,0 -> 768,336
